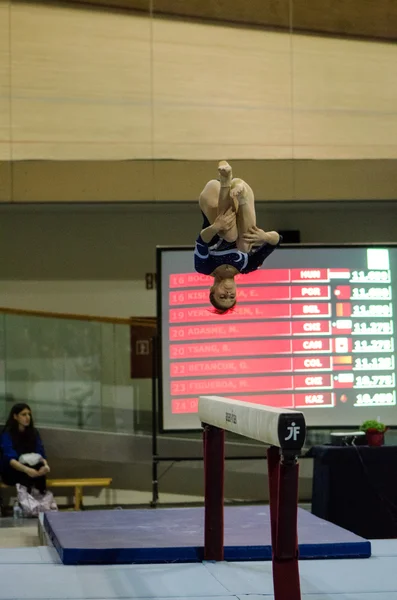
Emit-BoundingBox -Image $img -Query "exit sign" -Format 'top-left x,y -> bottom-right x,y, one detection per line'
145,273 -> 157,289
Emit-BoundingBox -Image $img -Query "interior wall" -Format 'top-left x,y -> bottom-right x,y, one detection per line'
1,201 -> 397,317
1,159 -> 397,203
66,0 -> 397,42
3,1 -> 394,161
0,1 -> 397,205
0,0 -> 11,202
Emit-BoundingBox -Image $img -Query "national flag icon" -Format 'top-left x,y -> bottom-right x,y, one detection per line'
336,303 -> 352,317
334,337 -> 352,353
333,372 -> 354,388
329,269 -> 351,280
334,286 -> 351,300
332,355 -> 353,370
332,320 -> 352,334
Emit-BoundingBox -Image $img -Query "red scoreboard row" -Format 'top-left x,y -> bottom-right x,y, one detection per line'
171,355 -> 350,377
169,268 -> 350,288
171,392 -> 335,414
170,285 -> 352,306
171,374 -> 349,396
170,338 -> 351,359
170,302 -> 343,322
170,320 -> 353,340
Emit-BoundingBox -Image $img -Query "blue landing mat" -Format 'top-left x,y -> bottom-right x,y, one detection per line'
44,506 -> 371,565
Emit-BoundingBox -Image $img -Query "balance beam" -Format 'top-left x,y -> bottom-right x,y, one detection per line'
198,395 -> 306,600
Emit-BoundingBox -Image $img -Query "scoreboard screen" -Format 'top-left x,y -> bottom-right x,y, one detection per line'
157,245 -> 397,432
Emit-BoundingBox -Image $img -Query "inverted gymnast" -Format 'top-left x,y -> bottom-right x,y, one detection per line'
195,161 -> 281,313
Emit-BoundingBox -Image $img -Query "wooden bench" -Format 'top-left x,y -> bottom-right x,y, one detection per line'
0,477 -> 112,511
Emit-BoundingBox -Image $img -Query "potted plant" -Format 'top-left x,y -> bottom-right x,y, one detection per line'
360,420 -> 388,447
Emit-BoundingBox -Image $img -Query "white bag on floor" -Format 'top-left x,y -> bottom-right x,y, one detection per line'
16,484 -> 40,518
32,488 -> 58,512
16,485 -> 58,517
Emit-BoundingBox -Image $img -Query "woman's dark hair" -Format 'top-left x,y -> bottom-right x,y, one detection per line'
3,402 -> 38,454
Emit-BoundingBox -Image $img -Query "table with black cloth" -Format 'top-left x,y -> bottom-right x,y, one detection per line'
309,444 -> 397,539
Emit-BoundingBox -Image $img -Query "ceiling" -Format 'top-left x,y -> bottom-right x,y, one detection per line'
62,0 -> 397,42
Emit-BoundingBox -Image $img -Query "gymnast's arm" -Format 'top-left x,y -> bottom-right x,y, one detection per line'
252,230 -> 280,246
200,224 -> 221,243
200,208 -> 236,243
194,237 -> 214,275
243,232 -> 282,273
242,226 -> 280,248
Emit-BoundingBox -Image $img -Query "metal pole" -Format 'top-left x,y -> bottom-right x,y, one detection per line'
151,336 -> 159,507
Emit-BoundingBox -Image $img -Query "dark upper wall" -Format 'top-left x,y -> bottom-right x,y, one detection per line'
64,0 -> 397,42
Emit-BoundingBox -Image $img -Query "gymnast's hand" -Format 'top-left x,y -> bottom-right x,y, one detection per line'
242,226 -> 267,245
214,208 -> 236,233
243,227 -> 280,246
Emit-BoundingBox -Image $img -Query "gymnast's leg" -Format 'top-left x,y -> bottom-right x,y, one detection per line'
216,160 -> 237,215
230,178 -> 257,253
198,162 -> 238,243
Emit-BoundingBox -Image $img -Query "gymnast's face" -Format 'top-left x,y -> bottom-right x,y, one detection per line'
211,279 -> 237,311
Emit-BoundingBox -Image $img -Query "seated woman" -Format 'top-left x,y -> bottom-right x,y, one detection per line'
195,161 -> 281,313
0,403 -> 50,495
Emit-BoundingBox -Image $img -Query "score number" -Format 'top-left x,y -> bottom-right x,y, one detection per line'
355,392 -> 395,406
355,374 -> 395,388
354,357 -> 394,370
352,304 -> 392,317
354,339 -> 394,352
353,321 -> 393,335
351,271 -> 390,283
352,287 -> 391,300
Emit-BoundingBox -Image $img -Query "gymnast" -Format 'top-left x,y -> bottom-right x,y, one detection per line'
195,161 -> 281,313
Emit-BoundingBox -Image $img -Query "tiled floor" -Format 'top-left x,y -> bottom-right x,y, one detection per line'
0,517 -> 39,548
1,509 -> 396,600
0,538 -> 395,600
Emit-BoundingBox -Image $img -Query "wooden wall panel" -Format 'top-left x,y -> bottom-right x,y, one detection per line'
1,2 -> 396,204
0,161 -> 11,202
292,35 -> 397,159
292,160 -> 397,201
11,160 -> 156,202
7,3 -> 397,164
10,2 -> 152,160
9,159 -> 397,203
152,20 -> 293,159
0,1 -> 11,201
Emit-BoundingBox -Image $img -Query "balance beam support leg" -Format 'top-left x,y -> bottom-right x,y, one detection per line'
203,424 -> 225,561
267,446 -> 301,600
199,395 -> 305,599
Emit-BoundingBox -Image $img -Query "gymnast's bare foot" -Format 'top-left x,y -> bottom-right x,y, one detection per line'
218,160 -> 232,186
230,179 -> 248,206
